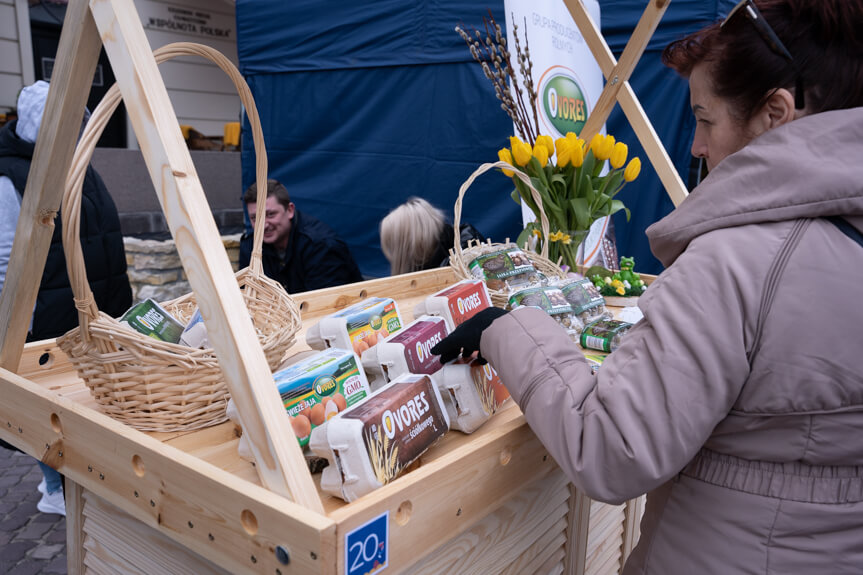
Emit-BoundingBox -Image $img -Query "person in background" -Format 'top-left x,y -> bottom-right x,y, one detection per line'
0,81 -> 133,516
380,196 -> 485,275
238,179 -> 363,293
433,1 -> 863,572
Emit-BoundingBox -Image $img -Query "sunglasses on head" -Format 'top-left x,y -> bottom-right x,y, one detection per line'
722,0 -> 805,109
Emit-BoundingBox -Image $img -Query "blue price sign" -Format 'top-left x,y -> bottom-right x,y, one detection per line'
345,511 -> 388,575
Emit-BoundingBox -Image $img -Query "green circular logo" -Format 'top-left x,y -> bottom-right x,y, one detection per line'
540,70 -> 588,137
314,375 -> 337,396
369,314 -> 383,330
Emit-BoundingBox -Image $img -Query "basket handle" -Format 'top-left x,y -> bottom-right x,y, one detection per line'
62,42 -> 268,334
452,160 -> 551,262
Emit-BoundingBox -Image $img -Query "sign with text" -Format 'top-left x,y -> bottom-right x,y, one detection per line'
139,1 -> 234,41
345,511 -> 388,575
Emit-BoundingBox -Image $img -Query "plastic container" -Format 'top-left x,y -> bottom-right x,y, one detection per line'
436,358 -> 510,433
310,373 -> 450,502
361,315 -> 448,387
467,243 -> 544,292
412,279 -> 493,331
305,297 -> 403,356
273,348 -> 372,448
558,277 -> 611,325
580,319 -> 634,352
507,285 -> 584,336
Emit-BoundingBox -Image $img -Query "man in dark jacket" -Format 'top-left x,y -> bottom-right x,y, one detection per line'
238,179 -> 363,293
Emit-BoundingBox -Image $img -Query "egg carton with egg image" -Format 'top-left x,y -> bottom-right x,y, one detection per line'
271,347 -> 373,448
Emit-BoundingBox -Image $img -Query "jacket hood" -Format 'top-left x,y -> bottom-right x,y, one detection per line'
15,80 -> 50,144
647,107 -> 863,267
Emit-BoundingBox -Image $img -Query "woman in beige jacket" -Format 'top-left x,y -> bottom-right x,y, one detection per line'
434,1 -> 863,572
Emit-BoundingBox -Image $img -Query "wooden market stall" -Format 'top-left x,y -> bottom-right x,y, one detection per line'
0,1 -> 680,573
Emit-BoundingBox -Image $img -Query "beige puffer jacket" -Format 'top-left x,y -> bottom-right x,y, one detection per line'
481,107 -> 863,574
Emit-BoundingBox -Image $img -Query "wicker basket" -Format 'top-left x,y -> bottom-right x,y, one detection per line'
449,161 -> 566,308
56,42 -> 301,432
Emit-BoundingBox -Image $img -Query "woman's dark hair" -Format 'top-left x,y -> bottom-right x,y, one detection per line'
662,0 -> 863,123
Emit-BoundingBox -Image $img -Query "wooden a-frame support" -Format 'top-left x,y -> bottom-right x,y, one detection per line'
565,0 -> 689,208
0,0 -> 322,513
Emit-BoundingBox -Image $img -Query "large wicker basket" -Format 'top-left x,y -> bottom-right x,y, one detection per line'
449,160 -> 566,307
56,43 -> 301,432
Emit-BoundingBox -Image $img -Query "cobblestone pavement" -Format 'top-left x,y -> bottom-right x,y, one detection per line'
0,447 -> 67,574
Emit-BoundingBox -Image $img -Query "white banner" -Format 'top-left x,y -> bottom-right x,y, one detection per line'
503,0 -> 610,267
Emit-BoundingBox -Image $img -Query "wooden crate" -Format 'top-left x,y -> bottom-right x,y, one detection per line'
5,268 -> 643,574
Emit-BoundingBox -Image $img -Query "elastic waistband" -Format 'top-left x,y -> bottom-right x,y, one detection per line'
682,449 -> 863,504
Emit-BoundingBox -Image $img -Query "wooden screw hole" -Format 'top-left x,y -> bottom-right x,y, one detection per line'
50,413 -> 62,434
499,448 -> 512,466
359,289 -> 368,299
38,352 -> 53,368
241,509 -> 258,536
132,454 -> 146,477
299,301 -> 308,312
395,500 -> 412,526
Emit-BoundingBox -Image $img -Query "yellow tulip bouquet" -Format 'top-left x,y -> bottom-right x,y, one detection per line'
456,12 -> 642,271
498,132 -> 641,271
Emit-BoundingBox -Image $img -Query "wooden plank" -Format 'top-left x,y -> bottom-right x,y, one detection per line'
14,0 -> 35,86
411,469 -> 569,575
620,495 -> 644,570
66,480 -> 87,575
0,5 -> 17,41
0,0 -> 102,373
80,488 -> 232,575
562,0 -> 688,207
0,365 -> 334,575
577,0 -> 670,145
497,519 -> 566,575
87,0 -> 321,511
565,485 -> 592,575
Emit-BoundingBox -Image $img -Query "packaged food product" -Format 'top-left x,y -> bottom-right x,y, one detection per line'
179,308 -> 209,348
274,348 -> 372,448
310,373 -> 450,502
413,279 -> 493,330
436,358 -> 510,433
583,353 -> 605,375
467,244 -> 544,291
507,285 -> 584,335
305,297 -> 403,356
119,298 -> 185,343
580,319 -> 633,353
558,277 -> 611,324
361,316 -> 448,387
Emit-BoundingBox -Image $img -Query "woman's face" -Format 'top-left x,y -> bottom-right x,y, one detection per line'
689,63 -> 761,171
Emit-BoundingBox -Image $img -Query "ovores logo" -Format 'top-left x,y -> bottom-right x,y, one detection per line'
415,342 -> 425,363
538,66 -> 589,137
457,298 -> 465,315
314,375 -> 337,396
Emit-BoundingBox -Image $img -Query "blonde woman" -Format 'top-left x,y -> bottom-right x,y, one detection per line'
380,197 -> 484,275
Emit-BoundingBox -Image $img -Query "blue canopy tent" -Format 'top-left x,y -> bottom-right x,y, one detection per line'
236,1 -> 735,277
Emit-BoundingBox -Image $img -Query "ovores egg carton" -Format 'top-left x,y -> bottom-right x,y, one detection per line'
309,372 -> 450,502
412,279 -> 492,331
305,296 -> 404,356
360,315 -> 448,386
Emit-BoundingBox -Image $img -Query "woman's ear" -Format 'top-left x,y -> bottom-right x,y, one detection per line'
756,88 -> 796,131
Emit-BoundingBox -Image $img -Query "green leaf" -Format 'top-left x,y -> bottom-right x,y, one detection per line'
569,198 -> 590,231
510,188 -> 522,206
515,225 -> 536,252
608,200 -> 631,221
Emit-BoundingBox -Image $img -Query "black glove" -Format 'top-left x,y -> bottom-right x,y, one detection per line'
431,307 -> 508,365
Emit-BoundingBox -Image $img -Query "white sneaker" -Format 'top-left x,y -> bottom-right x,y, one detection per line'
37,488 -> 66,516
37,478 -> 47,495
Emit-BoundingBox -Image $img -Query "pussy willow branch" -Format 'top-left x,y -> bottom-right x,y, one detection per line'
456,11 -> 538,144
